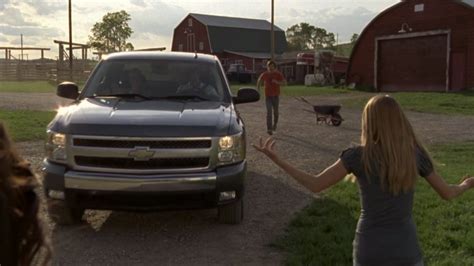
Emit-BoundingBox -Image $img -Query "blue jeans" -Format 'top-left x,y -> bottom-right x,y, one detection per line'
265,96 -> 279,131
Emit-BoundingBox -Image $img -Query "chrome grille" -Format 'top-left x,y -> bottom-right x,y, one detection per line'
68,135 -> 216,174
73,139 -> 212,149
74,156 -> 209,169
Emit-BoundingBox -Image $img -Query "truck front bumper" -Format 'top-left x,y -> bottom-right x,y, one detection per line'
42,160 -> 246,211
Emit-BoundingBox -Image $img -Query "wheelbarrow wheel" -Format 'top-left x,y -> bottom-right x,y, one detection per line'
331,113 -> 343,127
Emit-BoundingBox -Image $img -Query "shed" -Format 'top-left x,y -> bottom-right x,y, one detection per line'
347,0 -> 474,91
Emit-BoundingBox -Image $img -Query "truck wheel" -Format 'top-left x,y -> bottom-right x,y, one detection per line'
47,198 -> 84,225
218,198 -> 243,224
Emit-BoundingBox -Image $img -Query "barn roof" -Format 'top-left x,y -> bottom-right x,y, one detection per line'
189,13 -> 284,31
187,13 -> 287,54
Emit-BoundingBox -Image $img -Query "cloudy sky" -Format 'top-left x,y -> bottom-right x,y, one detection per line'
0,0 -> 400,59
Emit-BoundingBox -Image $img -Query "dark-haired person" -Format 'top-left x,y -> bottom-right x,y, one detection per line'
257,60 -> 286,135
0,122 -> 51,266
253,95 -> 474,265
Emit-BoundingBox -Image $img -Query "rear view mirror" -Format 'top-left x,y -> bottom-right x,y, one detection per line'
233,88 -> 260,104
57,82 -> 79,99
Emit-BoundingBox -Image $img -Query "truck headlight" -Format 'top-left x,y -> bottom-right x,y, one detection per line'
45,130 -> 67,163
217,133 -> 245,165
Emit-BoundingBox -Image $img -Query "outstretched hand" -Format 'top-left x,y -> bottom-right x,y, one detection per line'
252,137 -> 278,159
460,175 -> 474,189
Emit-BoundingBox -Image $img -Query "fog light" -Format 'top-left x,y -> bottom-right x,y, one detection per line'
219,191 -> 236,201
48,190 -> 65,200
218,151 -> 233,162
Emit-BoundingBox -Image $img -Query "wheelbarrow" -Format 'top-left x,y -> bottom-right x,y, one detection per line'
295,97 -> 343,127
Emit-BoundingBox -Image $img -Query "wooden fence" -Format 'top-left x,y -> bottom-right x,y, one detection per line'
0,60 -> 97,83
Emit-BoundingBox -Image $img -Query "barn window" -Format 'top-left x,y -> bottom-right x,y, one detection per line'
188,18 -> 193,27
414,4 -> 424,12
178,44 -> 183,51
235,59 -> 243,64
199,42 -> 204,50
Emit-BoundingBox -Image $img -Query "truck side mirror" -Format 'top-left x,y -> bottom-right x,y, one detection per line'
57,82 -> 79,99
233,88 -> 260,104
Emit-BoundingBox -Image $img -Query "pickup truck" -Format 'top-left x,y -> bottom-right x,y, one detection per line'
43,52 -> 259,225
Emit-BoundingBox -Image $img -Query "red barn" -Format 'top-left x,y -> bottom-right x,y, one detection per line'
347,0 -> 474,92
171,13 -> 287,74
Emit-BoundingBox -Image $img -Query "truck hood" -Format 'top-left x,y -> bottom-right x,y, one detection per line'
49,98 -> 234,137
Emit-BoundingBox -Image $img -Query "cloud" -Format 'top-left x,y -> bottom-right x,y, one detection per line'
128,1 -> 187,44
0,6 -> 37,26
130,0 -> 147,7
0,34 -> 8,42
0,24 -> 62,38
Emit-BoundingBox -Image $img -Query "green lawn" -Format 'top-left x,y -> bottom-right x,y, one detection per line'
0,81 -> 56,93
0,110 -> 56,141
233,84 -> 474,116
275,142 -> 474,265
342,91 -> 474,116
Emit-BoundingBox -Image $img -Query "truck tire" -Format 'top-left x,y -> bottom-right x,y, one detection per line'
218,198 -> 243,224
47,198 -> 84,225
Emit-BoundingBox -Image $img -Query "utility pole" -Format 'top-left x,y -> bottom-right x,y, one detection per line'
20,34 -> 23,61
271,0 -> 274,60
68,0 -> 73,80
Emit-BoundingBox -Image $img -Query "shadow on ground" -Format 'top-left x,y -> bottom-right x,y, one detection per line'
50,171 -> 312,265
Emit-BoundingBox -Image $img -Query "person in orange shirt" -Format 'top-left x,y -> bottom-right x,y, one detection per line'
257,60 -> 287,135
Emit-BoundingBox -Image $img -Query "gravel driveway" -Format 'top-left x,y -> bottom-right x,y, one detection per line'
5,92 -> 474,265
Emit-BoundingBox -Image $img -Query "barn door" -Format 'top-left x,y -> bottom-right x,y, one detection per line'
450,52 -> 466,91
377,34 -> 448,92
186,34 -> 195,52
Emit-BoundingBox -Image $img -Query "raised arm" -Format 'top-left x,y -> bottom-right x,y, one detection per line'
424,171 -> 474,200
253,137 -> 348,193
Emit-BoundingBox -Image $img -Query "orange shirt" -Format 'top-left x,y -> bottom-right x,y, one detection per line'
260,70 -> 285,97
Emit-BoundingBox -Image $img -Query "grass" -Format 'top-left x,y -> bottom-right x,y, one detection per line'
0,109 -> 56,141
341,91 -> 474,116
275,142 -> 474,265
0,81 -> 56,93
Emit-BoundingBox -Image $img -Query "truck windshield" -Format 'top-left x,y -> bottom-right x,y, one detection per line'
82,59 -> 230,102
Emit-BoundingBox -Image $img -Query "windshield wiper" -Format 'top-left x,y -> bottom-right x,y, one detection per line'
157,95 -> 209,101
90,93 -> 151,100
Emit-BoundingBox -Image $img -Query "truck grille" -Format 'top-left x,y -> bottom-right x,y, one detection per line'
73,139 -> 211,149
69,136 -> 215,173
74,156 -> 209,170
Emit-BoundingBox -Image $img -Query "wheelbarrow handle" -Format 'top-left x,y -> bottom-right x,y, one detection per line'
295,96 -> 313,106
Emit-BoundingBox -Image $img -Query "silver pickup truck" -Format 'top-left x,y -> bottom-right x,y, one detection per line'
43,52 -> 259,225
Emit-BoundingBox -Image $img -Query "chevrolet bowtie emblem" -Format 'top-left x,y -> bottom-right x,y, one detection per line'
129,147 -> 155,161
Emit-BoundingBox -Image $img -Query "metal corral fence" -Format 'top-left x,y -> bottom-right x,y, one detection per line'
0,60 -> 97,83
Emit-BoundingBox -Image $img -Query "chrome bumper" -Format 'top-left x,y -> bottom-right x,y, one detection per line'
64,171 -> 216,192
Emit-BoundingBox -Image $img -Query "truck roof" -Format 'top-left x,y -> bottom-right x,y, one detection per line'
104,51 -> 219,63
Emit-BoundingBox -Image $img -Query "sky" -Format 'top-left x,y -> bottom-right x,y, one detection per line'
0,0 -> 401,59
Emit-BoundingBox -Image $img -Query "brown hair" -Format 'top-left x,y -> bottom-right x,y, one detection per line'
266,60 -> 276,68
360,95 -> 432,195
0,122 -> 51,265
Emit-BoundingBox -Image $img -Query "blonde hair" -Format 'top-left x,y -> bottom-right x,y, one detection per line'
361,95 -> 429,195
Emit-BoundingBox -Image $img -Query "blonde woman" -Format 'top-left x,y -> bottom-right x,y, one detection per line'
253,95 -> 474,265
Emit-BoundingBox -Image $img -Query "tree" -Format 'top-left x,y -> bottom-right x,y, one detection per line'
286,23 -> 315,51
89,10 -> 134,53
350,33 -> 359,44
286,23 -> 336,51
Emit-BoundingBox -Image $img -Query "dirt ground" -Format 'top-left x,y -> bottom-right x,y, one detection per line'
4,92 -> 474,265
